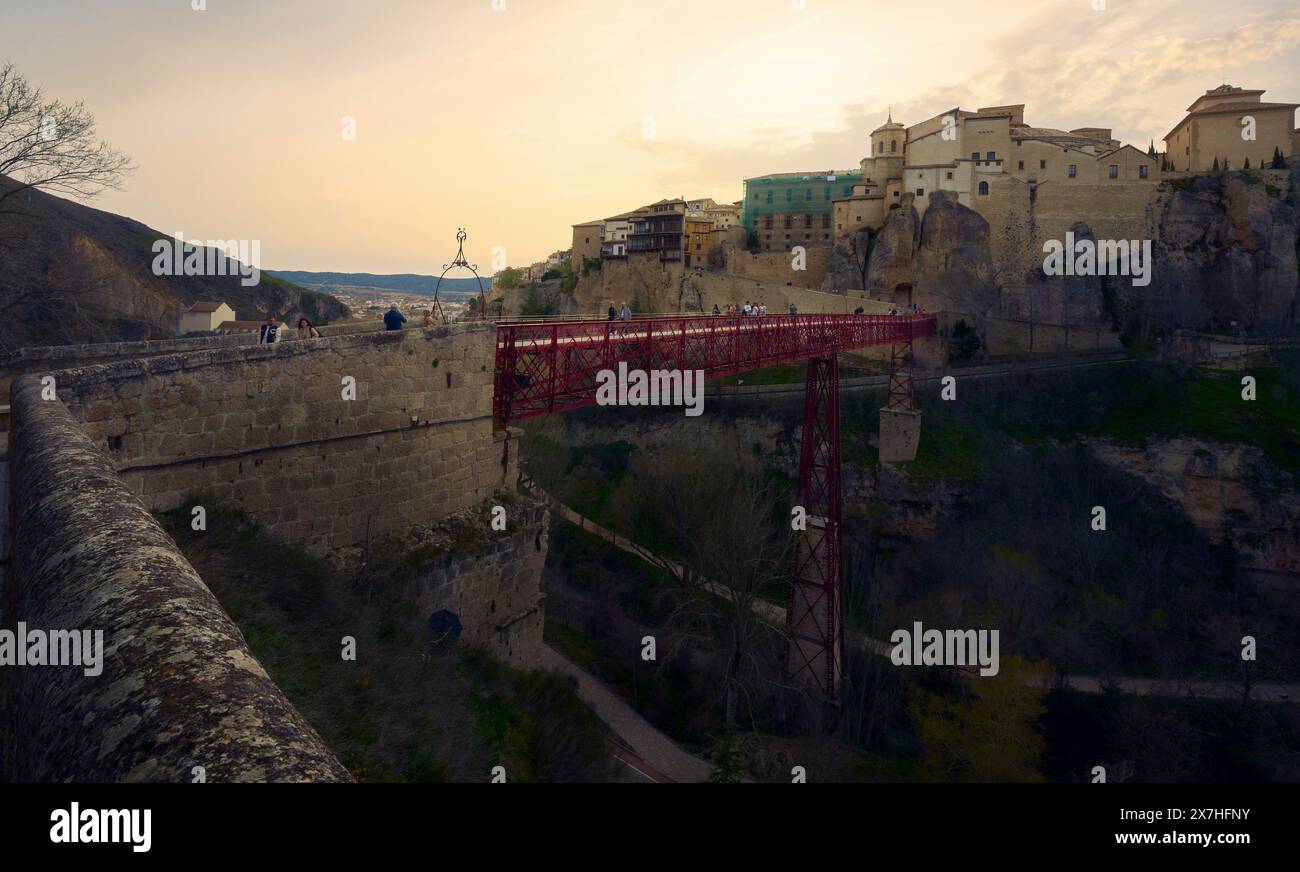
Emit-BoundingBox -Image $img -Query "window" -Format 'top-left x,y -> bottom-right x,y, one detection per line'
916,188 -> 924,196
1139,164 -> 1149,179
978,181 -> 989,195
1040,160 -> 1046,170
784,216 -> 792,228
946,172 -> 953,180
855,216 -> 861,222
891,139 -> 897,153
764,217 -> 772,229
822,214 -> 830,228
1108,165 -> 1118,178
765,190 -> 773,203
785,189 -> 793,202
971,152 -> 979,160
1067,164 -> 1077,178
837,223 -> 842,230
805,188 -> 812,201
824,186 -> 831,200
986,151 -> 995,160
804,215 -> 812,228
1018,161 -> 1024,170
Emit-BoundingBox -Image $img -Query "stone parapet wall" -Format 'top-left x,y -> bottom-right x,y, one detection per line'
1,377 -> 351,782
0,318 -> 388,409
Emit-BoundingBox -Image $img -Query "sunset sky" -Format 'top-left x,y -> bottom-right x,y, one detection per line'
3,0 -> 1299,272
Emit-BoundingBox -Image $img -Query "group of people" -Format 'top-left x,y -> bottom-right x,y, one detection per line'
606,301 -> 633,321
258,314 -> 322,344
709,301 -> 797,317
255,301 -> 438,346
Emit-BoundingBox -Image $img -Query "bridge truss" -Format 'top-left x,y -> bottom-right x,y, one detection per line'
492,312 -> 937,702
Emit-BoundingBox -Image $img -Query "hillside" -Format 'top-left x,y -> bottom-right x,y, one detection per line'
0,174 -> 350,350
269,270 -> 488,299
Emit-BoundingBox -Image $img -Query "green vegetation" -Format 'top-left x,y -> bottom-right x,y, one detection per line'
496,267 -> 523,290
519,281 -> 555,318
158,500 -> 613,782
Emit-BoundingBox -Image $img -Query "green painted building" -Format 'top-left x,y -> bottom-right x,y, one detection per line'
742,170 -> 862,251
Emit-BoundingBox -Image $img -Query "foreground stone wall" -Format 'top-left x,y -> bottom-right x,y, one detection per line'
1,377 -> 350,782
43,322 -> 508,555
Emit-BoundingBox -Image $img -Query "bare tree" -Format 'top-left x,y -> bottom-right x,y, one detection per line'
610,440 -> 789,730
0,61 -> 133,221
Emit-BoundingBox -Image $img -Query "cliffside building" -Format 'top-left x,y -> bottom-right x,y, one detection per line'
628,199 -> 687,262
1164,84 -> 1298,172
684,217 -> 714,268
571,220 -> 604,266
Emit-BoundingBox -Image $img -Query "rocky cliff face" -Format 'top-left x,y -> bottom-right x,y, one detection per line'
0,175 -> 349,350
1136,170 -> 1300,334
1087,436 -> 1300,573
822,164 -> 1300,339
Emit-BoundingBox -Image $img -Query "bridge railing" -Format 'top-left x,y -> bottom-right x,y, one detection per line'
493,313 -> 936,426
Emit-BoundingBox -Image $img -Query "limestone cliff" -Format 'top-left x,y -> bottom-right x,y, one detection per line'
1087,437 -> 1300,573
824,164 -> 1300,340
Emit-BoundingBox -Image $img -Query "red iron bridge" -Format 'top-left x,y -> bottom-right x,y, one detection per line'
492,312 -> 937,428
492,311 -> 937,705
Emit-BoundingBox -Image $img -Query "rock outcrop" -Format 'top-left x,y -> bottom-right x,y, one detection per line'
1087,436 -> 1300,573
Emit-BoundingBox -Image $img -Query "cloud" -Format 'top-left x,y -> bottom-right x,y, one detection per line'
631,0 -> 1300,194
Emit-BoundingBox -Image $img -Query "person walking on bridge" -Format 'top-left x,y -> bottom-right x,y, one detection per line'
619,301 -> 631,321
384,304 -> 407,331
711,303 -> 720,316
607,301 -> 617,321
789,303 -> 797,316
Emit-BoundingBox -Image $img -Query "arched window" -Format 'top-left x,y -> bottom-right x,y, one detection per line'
890,139 -> 897,153
978,181 -> 989,195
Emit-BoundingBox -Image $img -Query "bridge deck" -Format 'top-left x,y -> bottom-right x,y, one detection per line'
493,313 -> 936,425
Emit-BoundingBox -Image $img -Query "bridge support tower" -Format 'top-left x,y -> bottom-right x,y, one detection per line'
879,339 -> 922,463
785,354 -> 843,702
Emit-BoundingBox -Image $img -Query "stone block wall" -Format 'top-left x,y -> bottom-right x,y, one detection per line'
724,246 -> 830,288
409,504 -> 548,668
34,322 -> 510,555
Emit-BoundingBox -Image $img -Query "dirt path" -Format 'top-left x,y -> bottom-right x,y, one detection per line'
542,645 -> 712,783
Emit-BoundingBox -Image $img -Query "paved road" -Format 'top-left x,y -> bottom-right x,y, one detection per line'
543,644 -> 712,783
552,502 -> 1300,704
